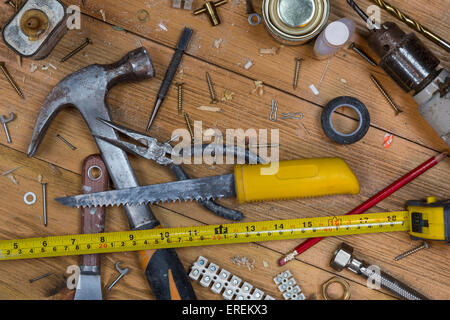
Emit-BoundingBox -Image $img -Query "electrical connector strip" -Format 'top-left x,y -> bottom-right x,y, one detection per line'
273,270 -> 306,300
189,256 -> 276,300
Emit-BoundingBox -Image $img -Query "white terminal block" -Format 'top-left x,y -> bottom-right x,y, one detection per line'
273,270 -> 306,300
189,256 -> 276,300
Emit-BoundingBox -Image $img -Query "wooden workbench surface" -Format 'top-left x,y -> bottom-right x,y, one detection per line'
0,0 -> 448,300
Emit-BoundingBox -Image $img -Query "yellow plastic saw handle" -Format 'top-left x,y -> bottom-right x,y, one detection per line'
234,158 -> 360,204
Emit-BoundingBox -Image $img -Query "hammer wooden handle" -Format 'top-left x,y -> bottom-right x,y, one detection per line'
80,155 -> 109,268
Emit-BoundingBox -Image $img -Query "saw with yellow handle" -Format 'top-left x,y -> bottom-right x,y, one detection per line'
56,158 -> 360,208
1,198 -> 448,261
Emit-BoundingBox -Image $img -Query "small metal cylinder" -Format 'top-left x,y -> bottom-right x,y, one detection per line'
262,0 -> 330,45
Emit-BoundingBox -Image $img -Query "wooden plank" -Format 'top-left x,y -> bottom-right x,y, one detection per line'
60,0 -> 450,150
0,144 -> 393,300
0,1 -> 448,300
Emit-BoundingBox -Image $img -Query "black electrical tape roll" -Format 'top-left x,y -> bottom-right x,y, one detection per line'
321,96 -> 370,145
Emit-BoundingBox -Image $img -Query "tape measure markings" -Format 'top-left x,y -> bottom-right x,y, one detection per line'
0,211 -> 409,261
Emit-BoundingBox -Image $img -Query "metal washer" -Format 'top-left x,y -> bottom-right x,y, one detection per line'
24,192 -> 37,205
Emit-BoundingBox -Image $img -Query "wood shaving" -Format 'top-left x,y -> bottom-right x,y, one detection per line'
48,163 -> 61,175
259,47 -> 279,55
48,63 -> 57,70
309,84 -> 319,96
196,106 -> 222,112
221,89 -> 235,102
244,60 -> 253,70
6,174 -> 18,185
30,64 -> 38,73
158,23 -> 168,32
262,260 -> 269,268
252,81 -> 264,96
100,9 -> 106,22
213,39 -> 223,48
1,166 -> 22,176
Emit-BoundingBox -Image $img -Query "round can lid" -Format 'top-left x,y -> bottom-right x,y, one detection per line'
324,21 -> 350,46
277,0 -> 315,28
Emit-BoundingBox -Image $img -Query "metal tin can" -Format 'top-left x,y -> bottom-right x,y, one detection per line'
262,0 -> 330,45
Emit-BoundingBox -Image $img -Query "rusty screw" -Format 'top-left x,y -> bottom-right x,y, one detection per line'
394,241 -> 430,261
0,62 -> 25,99
293,57 -> 303,90
205,72 -> 219,104
177,83 -> 184,115
60,38 -> 92,63
184,112 -> 194,143
5,0 -> 16,8
370,74 -> 403,115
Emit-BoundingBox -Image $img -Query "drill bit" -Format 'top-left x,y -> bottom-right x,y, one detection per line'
369,0 -> 450,52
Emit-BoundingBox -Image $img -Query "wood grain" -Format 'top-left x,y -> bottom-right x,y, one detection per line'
0,0 -> 448,300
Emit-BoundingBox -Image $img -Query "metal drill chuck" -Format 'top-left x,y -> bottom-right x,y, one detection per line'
330,243 -> 429,300
368,22 -> 440,95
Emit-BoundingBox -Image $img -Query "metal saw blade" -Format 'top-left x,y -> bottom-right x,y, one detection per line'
56,174 -> 236,208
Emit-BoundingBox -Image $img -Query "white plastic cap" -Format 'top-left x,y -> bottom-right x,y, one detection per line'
324,21 -> 350,46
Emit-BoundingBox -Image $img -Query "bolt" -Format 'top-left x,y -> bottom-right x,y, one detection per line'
29,272 -> 52,283
0,62 -> 25,99
293,58 -> 303,90
394,241 -> 430,261
205,72 -> 219,104
370,74 -> 403,115
56,134 -> 77,150
349,42 -> 377,66
60,38 -> 92,63
177,82 -> 183,115
107,262 -> 129,291
0,112 -> 16,144
42,182 -> 48,227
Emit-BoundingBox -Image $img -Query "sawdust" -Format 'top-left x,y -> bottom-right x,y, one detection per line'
6,174 -> 18,185
48,163 -> 61,175
197,106 -> 222,112
252,81 -> 264,96
100,9 -> 106,22
259,47 -> 280,55
221,89 -> 235,102
213,39 -> 223,48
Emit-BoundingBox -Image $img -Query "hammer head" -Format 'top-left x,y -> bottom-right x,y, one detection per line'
27,47 -> 155,157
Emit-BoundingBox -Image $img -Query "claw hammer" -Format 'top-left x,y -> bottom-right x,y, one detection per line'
27,47 -> 196,300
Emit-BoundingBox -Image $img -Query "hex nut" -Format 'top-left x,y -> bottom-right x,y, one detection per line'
330,242 -> 354,271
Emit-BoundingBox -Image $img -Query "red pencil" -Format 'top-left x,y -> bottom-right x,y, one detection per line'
279,151 -> 449,266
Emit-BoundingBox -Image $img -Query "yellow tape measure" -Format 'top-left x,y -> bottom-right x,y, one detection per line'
0,211 -> 411,261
